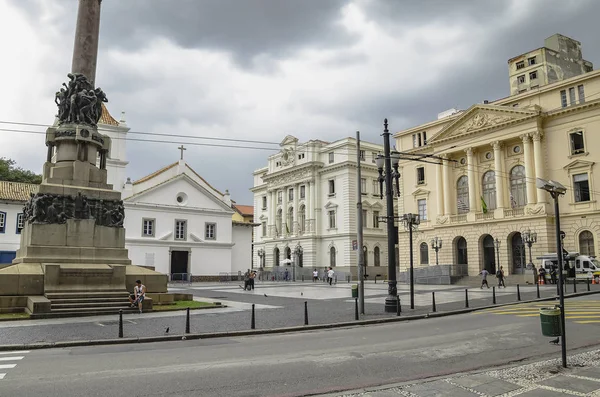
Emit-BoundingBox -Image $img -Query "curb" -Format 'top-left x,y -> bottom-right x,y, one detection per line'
0,289 -> 597,352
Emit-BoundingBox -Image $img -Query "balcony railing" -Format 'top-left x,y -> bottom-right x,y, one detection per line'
475,212 -> 494,221
450,214 -> 467,223
504,207 -> 524,217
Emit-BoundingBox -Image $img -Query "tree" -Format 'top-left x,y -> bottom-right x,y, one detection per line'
0,158 -> 42,184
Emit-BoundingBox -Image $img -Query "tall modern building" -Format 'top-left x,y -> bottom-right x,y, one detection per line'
396,35 -> 598,283
251,135 -> 391,276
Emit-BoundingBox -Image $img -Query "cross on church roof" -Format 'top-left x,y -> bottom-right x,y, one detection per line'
178,145 -> 186,160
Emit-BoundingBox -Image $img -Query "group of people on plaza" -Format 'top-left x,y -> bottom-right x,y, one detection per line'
479,266 -> 507,289
479,263 -> 559,289
243,269 -> 257,290
534,265 -> 558,284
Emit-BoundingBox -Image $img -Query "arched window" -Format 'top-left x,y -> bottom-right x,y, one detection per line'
276,209 -> 282,235
330,247 -> 336,267
456,237 -> 468,265
457,176 -> 469,214
298,205 -> 306,233
374,246 -> 381,266
482,171 -> 497,210
285,247 -> 291,260
579,230 -> 596,256
274,247 -> 280,266
287,207 -> 294,234
420,242 -> 429,265
510,165 -> 527,208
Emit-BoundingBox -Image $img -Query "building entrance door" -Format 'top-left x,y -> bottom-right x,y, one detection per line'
511,233 -> 526,275
482,235 -> 496,274
170,250 -> 189,281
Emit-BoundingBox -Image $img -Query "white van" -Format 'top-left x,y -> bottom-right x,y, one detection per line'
537,252 -> 600,281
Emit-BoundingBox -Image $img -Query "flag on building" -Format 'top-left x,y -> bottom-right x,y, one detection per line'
481,196 -> 488,213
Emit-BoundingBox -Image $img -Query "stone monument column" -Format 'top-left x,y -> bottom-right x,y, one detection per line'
72,0 -> 103,86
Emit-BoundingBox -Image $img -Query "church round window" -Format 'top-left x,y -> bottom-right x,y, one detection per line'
176,192 -> 188,206
513,145 -> 521,154
460,157 -> 466,165
485,152 -> 492,160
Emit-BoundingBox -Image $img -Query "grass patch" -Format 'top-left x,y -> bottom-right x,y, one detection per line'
152,300 -> 216,311
0,312 -> 30,320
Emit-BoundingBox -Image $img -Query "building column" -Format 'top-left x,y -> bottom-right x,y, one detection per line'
533,131 -> 546,203
293,183 -> 299,233
442,154 -> 452,215
305,181 -> 311,232
282,186 -> 288,234
492,141 -> 505,208
436,161 -> 444,217
270,190 -> 276,228
522,134 -> 537,205
466,148 -> 477,212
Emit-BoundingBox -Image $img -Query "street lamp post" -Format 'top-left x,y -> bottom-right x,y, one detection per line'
401,213 -> 420,309
523,229 -> 538,284
494,238 -> 500,275
375,119 -> 401,313
430,237 -> 442,266
537,177 -> 568,368
293,245 -> 303,282
257,248 -> 265,269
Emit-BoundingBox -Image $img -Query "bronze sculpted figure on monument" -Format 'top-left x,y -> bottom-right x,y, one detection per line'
55,72 -> 107,127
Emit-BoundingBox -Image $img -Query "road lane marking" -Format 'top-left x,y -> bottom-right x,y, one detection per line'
0,351 -> 29,355
0,357 -> 23,362
0,374 -> 5,380
0,364 -> 17,369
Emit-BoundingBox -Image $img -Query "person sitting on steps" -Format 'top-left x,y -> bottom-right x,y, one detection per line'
128,279 -> 146,314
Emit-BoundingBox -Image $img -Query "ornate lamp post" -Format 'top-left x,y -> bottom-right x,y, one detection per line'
494,238 -> 501,274
257,248 -> 265,269
430,237 -> 442,266
537,177 -> 568,368
523,229 -> 538,282
401,213 -> 420,309
293,245 -> 303,282
375,119 -> 401,313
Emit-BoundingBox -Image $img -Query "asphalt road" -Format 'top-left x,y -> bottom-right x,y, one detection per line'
2,295 -> 599,397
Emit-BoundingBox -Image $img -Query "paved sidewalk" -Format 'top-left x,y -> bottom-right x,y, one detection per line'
329,349 -> 600,396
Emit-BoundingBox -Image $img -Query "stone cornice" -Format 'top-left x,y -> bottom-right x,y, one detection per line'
544,98 -> 600,118
124,201 -> 234,216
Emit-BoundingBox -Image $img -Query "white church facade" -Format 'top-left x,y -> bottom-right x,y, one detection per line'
0,105 -> 254,279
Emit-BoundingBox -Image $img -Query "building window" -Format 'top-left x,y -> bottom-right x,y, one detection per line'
276,209 -> 282,234
288,188 -> 294,201
412,134 -> 418,148
517,75 -> 525,84
372,179 -> 379,196
528,57 -> 536,66
287,207 -> 294,233
175,220 -> 187,240
328,152 -> 334,164
373,211 -> 380,228
0,212 -> 5,233
457,175 -> 469,214
516,61 -> 525,70
560,90 -> 567,108
362,209 -> 368,227
420,242 -> 429,265
361,178 -> 367,194
510,165 -> 527,208
16,213 -> 24,234
205,222 -> 217,240
529,71 -> 537,80
578,84 -> 585,103
262,222 -> 267,237
573,173 -> 591,202
299,205 -> 306,232
569,87 -> 576,105
569,131 -> 585,155
359,150 -> 365,161
274,247 -> 280,266
330,246 -> 336,267
298,153 -> 305,160
417,199 -> 427,221
374,246 -> 380,266
328,180 -> 335,196
416,167 -> 425,185
277,191 -> 282,204
423,131 -> 427,145
482,171 -> 497,210
579,230 -> 595,256
142,218 -> 155,237
300,185 -> 306,199
328,210 -> 336,229
262,196 -> 267,210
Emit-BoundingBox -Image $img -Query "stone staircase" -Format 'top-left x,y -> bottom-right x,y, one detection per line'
29,290 -> 140,319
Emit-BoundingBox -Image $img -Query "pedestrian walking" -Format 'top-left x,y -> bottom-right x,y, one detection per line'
327,267 -> 334,286
497,266 -> 506,288
538,266 -> 546,284
243,270 -> 251,290
532,265 -> 538,285
479,269 -> 490,288
550,267 -> 557,284
284,269 -> 289,281
312,269 -> 318,282
249,270 -> 256,290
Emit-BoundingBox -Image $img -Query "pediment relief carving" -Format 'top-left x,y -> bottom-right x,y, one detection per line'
324,201 -> 338,209
411,188 -> 430,197
450,112 -> 517,137
564,159 -> 595,171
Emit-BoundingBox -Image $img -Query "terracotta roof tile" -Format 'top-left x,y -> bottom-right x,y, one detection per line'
99,103 -> 119,126
0,181 -> 39,202
234,204 -> 254,216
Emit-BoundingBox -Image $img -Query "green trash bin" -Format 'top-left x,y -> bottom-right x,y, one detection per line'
539,307 -> 562,337
351,284 -> 358,298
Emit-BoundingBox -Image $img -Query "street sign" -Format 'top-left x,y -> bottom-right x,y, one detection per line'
352,240 -> 358,250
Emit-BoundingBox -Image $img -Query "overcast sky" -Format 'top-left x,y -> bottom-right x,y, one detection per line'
1,0 -> 600,204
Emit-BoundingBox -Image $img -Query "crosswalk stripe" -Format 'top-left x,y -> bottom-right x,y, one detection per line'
0,374 -> 5,380
0,364 -> 17,370
577,320 -> 600,323
0,357 -> 23,362
0,351 -> 29,355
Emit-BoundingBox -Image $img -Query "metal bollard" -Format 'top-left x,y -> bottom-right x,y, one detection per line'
185,307 -> 190,334
396,298 -> 401,316
465,289 -> 469,308
374,275 -> 377,284
354,298 -> 359,320
573,278 -> 577,294
517,284 -> 521,301
432,292 -> 436,312
304,301 -> 309,325
588,278 -> 591,292
118,309 -> 123,338
251,303 -> 256,329
492,286 -> 496,304
536,283 -> 540,299
302,275 -> 304,282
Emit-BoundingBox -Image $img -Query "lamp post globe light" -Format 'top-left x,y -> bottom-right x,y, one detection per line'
401,213 -> 420,310
375,119 -> 402,313
257,248 -> 265,270
430,237 -> 442,266
494,238 -> 500,275
537,177 -> 568,368
523,229 -> 538,283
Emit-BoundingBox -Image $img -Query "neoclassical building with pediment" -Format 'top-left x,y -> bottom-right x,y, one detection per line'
395,36 -> 600,282
251,135 -> 389,276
